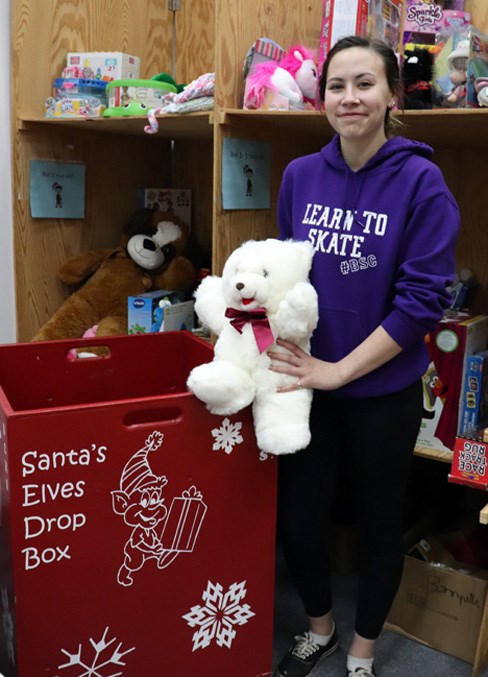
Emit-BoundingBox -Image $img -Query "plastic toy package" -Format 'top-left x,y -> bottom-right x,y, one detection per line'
434,25 -> 488,108
103,78 -> 177,117
45,94 -> 105,118
45,77 -> 108,118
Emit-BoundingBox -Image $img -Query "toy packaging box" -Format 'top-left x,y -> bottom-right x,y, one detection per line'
319,0 -> 369,56
416,311 -> 488,454
318,0 -> 369,75
458,349 -> 488,438
402,0 -> 445,50
0,333 -> 277,677
449,436 -> 488,490
103,78 -> 177,117
433,24 -> 488,109
138,188 -> 192,227
368,0 -> 404,52
66,51 -> 140,81
466,26 -> 488,108
45,77 -> 108,119
128,289 -> 194,334
402,1 -> 467,50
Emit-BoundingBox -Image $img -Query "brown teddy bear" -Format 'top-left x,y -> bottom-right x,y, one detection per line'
32,209 -> 196,341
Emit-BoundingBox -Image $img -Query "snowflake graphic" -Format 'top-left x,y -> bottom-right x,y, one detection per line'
183,580 -> 255,651
58,626 -> 135,676
211,418 -> 244,454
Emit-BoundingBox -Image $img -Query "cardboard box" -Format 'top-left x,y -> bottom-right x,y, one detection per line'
138,188 -> 192,227
66,51 -> 140,81
127,289 -> 192,334
387,548 -> 488,663
417,312 -> 488,453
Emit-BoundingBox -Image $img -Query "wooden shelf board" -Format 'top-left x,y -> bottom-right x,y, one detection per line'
18,108 -> 488,145
221,108 -> 488,145
414,445 -> 453,463
18,111 -> 214,140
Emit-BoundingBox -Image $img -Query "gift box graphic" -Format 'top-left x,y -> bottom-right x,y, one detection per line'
162,486 -> 208,552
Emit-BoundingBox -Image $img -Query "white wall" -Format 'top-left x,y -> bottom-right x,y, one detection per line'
0,1 -> 17,343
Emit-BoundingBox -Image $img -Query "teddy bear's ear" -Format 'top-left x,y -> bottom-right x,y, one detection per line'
123,208 -> 157,238
288,239 -> 315,274
58,248 -> 116,285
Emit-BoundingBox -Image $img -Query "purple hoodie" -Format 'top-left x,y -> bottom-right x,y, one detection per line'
278,134 -> 460,397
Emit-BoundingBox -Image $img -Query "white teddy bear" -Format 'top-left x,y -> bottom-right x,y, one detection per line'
187,238 -> 318,455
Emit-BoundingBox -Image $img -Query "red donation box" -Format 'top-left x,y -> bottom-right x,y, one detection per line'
0,332 -> 277,677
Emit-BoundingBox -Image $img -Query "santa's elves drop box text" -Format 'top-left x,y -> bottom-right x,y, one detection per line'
0,332 -> 277,677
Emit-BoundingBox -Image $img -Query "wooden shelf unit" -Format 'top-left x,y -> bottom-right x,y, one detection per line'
9,0 -> 488,675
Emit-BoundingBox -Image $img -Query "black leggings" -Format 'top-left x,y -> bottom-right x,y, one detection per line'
277,380 -> 423,640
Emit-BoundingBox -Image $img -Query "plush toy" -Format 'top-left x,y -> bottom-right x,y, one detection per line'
244,45 -> 317,110
187,238 -> 318,456
402,48 -> 438,109
32,209 -> 196,341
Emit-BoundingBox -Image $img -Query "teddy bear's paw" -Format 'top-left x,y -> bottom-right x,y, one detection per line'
187,362 -> 255,414
275,282 -> 318,338
257,424 -> 311,455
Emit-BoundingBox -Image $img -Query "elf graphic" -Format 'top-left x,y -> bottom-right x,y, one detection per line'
112,431 -> 207,586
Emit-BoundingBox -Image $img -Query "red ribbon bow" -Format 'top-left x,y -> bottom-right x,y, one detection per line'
225,307 -> 275,353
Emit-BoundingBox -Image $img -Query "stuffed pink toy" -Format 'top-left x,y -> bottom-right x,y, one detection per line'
244,44 -> 318,110
67,324 -> 99,361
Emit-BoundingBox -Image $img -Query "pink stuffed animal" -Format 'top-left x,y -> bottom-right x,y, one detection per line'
244,45 -> 318,110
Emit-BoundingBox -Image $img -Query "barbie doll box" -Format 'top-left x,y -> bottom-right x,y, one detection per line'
0,332 -> 277,677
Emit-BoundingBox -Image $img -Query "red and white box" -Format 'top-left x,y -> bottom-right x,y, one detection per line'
317,0 -> 369,109
319,0 -> 369,64
66,51 -> 140,81
0,332 -> 277,677
449,436 -> 488,490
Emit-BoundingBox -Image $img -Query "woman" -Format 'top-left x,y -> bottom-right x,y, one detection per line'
270,35 -> 459,677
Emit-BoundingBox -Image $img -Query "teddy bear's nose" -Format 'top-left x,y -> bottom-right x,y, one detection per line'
236,282 -> 244,290
143,238 -> 157,252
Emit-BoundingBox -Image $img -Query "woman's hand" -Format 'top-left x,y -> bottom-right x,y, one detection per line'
268,339 -> 345,393
268,327 -> 403,393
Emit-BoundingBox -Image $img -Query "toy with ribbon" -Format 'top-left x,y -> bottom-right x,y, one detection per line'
224,306 -> 275,353
187,238 -> 318,456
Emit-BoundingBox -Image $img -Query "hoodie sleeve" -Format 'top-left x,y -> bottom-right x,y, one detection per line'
381,175 -> 460,349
